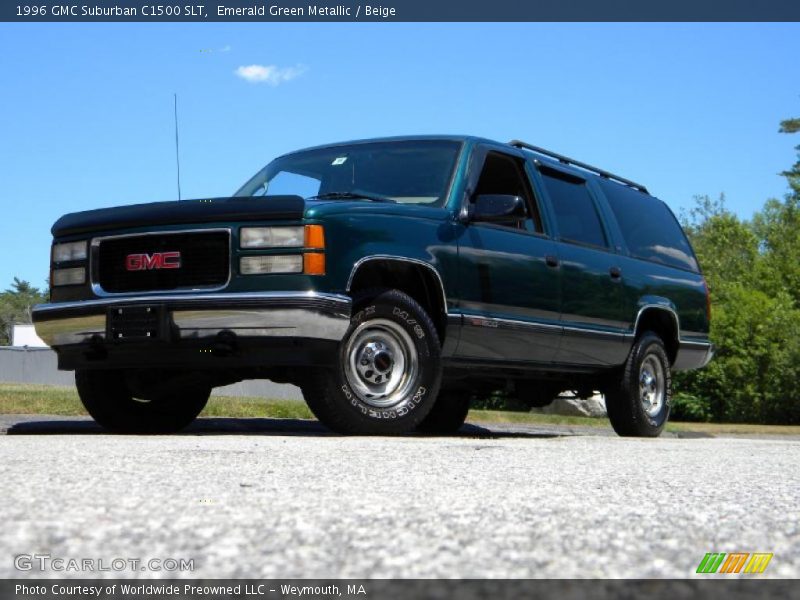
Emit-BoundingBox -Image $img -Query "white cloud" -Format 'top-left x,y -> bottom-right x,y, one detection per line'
199,45 -> 231,54
234,64 -> 307,85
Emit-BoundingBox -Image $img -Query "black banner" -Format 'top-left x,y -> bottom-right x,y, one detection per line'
4,580 -> 800,600
2,0 -> 800,22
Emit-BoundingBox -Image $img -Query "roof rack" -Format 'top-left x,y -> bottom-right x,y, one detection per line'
508,139 -> 649,194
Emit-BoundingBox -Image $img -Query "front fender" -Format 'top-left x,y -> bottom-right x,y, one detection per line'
318,209 -> 460,309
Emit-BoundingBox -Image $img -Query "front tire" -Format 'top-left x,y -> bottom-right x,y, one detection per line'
302,289 -> 442,435
75,369 -> 210,434
605,331 -> 671,437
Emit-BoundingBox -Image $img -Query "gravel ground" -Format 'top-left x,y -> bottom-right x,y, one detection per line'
1,415 -> 798,579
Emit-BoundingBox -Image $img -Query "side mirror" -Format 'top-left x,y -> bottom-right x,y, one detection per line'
470,194 -> 526,223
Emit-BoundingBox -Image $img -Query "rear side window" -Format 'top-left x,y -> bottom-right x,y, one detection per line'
598,179 -> 699,272
539,167 -> 607,248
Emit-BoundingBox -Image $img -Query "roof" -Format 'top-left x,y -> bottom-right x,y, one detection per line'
276,135 -> 649,194
276,135 -> 489,158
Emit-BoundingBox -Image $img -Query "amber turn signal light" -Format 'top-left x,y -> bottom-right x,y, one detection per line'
304,225 -> 325,249
304,252 -> 325,275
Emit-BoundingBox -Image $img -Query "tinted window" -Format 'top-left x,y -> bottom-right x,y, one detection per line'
540,167 -> 607,248
235,140 -> 461,207
473,152 -> 543,233
265,171 -> 321,198
598,179 -> 699,272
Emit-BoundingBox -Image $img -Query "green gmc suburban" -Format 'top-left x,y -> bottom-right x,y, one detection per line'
32,136 -> 713,437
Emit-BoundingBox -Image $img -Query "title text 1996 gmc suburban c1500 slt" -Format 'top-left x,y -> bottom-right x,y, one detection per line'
32,136 -> 714,437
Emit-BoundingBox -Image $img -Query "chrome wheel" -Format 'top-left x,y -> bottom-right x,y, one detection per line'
639,354 -> 665,417
343,318 -> 419,408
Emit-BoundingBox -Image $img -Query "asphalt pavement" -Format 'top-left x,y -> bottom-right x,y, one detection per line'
1,415 -> 798,579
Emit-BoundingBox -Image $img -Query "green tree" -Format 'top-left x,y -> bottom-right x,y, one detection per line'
674,114 -> 800,424
0,277 -> 48,345
677,284 -> 800,423
779,116 -> 800,192
681,194 -> 760,294
751,195 -> 800,305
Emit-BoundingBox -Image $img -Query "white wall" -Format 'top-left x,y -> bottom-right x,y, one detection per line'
11,324 -> 48,348
0,346 -> 304,400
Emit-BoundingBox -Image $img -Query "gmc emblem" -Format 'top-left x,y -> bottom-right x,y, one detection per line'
125,252 -> 182,271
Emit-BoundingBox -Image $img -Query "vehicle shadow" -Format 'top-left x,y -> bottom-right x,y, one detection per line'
3,416 -> 567,439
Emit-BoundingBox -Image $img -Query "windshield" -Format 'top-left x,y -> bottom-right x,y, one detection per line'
234,140 -> 462,207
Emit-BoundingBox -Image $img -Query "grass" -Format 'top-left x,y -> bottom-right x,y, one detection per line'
664,421 -> 800,435
0,383 -> 313,420
0,384 -> 86,416
468,408 -> 608,428
1,383 -> 799,436
471,408 -> 800,435
203,396 -> 313,419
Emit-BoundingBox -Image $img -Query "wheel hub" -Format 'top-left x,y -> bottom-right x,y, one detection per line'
356,341 -> 395,384
344,319 -> 419,408
639,355 -> 665,417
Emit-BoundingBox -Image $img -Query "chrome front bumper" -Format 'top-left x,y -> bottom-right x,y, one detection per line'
32,292 -> 352,347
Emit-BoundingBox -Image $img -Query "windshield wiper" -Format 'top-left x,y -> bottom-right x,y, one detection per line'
310,191 -> 395,203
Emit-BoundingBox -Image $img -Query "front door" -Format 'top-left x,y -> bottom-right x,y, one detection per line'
454,148 -> 562,364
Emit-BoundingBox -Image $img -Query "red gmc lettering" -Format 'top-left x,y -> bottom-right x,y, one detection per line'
125,252 -> 182,271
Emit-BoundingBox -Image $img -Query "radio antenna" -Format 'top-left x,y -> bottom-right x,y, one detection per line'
173,93 -> 182,201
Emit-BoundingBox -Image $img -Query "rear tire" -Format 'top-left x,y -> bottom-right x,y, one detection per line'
605,331 -> 671,437
75,369 -> 209,434
416,389 -> 470,434
301,289 -> 442,435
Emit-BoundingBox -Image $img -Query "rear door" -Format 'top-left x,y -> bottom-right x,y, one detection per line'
532,164 -> 629,366
454,146 -> 562,364
595,177 -> 707,342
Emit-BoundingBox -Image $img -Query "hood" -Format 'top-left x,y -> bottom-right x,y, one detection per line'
51,195 -> 305,238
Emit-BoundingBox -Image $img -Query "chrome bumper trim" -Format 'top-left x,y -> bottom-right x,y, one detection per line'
32,292 -> 352,347
674,340 -> 715,370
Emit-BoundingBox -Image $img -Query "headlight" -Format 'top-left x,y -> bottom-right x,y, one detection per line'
240,226 -> 304,249
52,267 -> 86,286
240,255 -> 303,275
52,241 -> 88,262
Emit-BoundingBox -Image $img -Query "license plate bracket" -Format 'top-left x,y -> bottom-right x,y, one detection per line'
107,305 -> 164,342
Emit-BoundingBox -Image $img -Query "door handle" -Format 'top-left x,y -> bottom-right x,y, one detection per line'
545,255 -> 559,268
609,266 -> 622,280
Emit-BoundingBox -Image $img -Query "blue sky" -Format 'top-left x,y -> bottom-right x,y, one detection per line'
1,22 -> 799,290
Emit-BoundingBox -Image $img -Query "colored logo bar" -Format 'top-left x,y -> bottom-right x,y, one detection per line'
696,553 -> 773,574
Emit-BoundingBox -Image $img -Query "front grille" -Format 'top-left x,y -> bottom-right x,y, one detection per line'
96,231 -> 229,293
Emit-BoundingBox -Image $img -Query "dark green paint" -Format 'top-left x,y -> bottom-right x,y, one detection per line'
47,135 -> 711,372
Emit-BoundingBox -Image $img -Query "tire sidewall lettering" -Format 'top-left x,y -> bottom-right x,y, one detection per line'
392,306 -> 425,339
338,298 -> 435,422
340,381 -> 428,419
